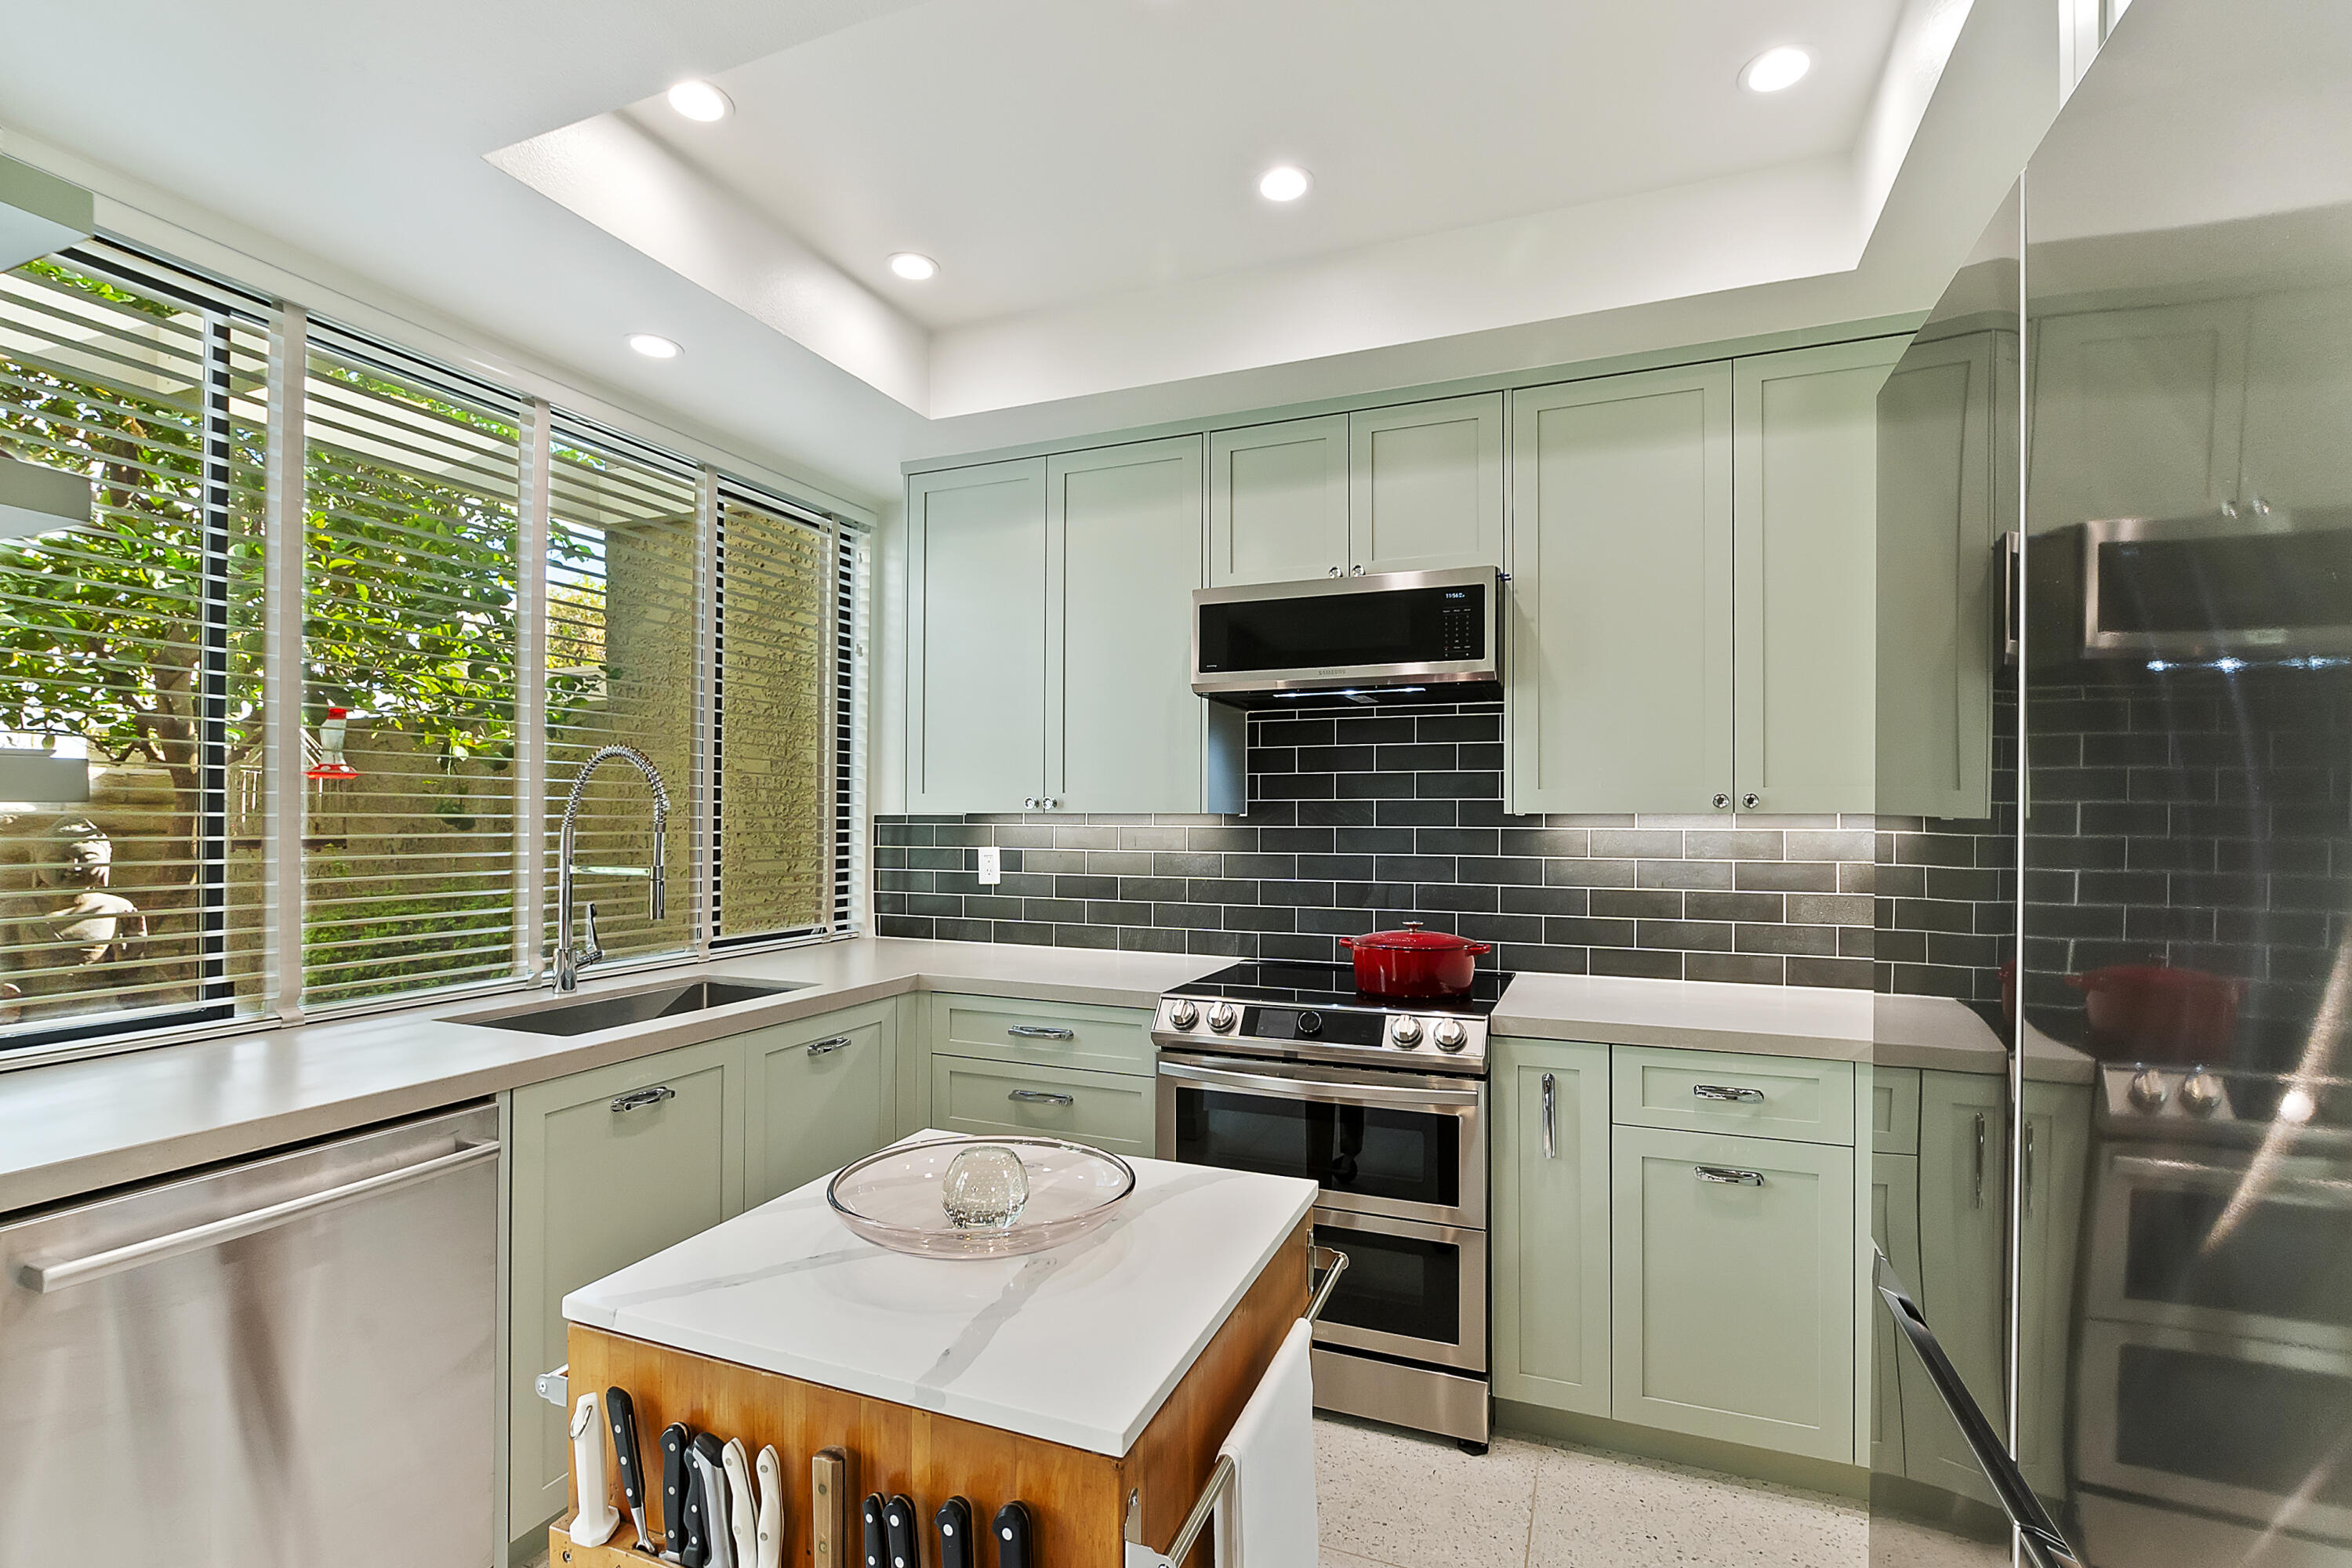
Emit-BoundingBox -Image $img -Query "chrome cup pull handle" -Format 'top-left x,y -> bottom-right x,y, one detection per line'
1541,1072 -> 1557,1160
610,1085 -> 676,1114
1693,1084 -> 1765,1103
1007,1089 -> 1075,1106
1007,1025 -> 1076,1040
1695,1165 -> 1766,1186
806,1035 -> 853,1057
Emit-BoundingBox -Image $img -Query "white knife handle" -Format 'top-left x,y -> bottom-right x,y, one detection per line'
693,1448 -> 737,1568
568,1392 -> 621,1547
724,1439 -> 759,1568
755,1445 -> 783,1568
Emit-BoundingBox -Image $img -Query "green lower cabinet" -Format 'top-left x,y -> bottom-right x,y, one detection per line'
1491,1038 -> 1612,1415
2020,1080 -> 2090,1499
1610,1124 -> 1857,1461
742,999 -> 901,1207
507,1036 -> 747,1535
1906,1070 -> 2005,1503
1871,1151 -> 1922,1477
929,1053 -> 1156,1157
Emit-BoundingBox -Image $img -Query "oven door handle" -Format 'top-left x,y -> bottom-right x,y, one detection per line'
1156,1058 -> 1482,1108
1874,1248 -> 2084,1568
2112,1153 -> 2352,1205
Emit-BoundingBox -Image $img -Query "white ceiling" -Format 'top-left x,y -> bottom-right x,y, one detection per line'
0,0 -> 2060,506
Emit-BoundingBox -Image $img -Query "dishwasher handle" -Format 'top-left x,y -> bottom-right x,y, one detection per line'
18,1138 -> 499,1294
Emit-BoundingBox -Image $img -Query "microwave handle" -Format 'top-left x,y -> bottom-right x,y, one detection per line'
1873,1249 -> 2083,1568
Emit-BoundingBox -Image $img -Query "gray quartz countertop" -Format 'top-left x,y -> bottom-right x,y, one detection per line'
0,938 -> 1207,1217
1491,971 -> 1873,1062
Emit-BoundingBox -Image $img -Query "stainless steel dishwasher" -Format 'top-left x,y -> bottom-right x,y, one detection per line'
0,1102 -> 499,1567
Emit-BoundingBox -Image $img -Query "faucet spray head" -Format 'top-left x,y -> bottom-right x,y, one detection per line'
650,823 -> 667,922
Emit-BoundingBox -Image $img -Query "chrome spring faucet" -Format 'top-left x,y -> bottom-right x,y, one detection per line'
554,744 -> 672,992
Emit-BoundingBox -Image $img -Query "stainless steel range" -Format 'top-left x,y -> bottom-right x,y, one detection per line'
1152,959 -> 1501,1450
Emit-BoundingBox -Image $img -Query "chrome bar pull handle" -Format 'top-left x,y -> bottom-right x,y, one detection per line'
610,1085 -> 675,1114
1541,1072 -> 1557,1160
1695,1165 -> 1766,1187
1007,1090 -> 1074,1107
1693,1083 -> 1765,1103
1973,1112 -> 1987,1208
2024,1121 -> 2037,1215
1007,1025 -> 1076,1040
805,1035 -> 853,1057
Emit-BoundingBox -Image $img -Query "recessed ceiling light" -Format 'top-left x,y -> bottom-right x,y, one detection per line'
887,252 -> 939,281
1258,165 -> 1312,202
627,334 -> 681,360
1742,46 -> 1813,93
666,80 -> 732,122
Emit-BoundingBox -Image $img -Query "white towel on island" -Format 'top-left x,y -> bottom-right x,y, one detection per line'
1214,1319 -> 1319,1567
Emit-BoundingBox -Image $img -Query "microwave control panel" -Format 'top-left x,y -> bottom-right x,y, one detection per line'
1439,592 -> 1484,660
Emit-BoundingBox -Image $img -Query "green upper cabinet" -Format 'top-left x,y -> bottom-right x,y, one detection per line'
2027,299 -> 2248,530
1347,393 -> 1505,575
1208,415 -> 1351,586
1733,339 -> 1903,815
1490,1037 -> 1612,1417
908,458 -> 1048,812
1508,363 -> 1733,815
742,1000 -> 901,1208
1610,1123 -> 1856,1461
1046,436 -> 1243,815
1875,328 -> 2016,820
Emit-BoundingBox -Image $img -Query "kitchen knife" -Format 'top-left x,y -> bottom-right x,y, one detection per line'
811,1448 -> 851,1568
568,1392 -> 621,1547
992,1501 -> 1034,1568
681,1453 -> 711,1568
934,1496 -> 974,1568
883,1494 -> 919,1568
754,1444 -> 784,1568
691,1432 -> 735,1568
723,1438 -> 758,1568
661,1422 -> 694,1558
604,1387 -> 652,1553
861,1493 -> 887,1568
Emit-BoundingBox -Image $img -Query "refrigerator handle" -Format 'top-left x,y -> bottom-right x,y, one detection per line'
1872,1247 -> 2084,1568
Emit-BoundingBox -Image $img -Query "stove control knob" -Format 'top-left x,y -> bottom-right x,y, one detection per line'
1432,1018 -> 1468,1054
1391,1017 -> 1423,1048
1296,1011 -> 1323,1037
2128,1067 -> 2170,1112
1207,1004 -> 1239,1034
1166,1000 -> 1199,1031
2180,1069 -> 2225,1117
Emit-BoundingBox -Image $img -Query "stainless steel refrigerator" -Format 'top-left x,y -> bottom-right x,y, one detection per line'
1871,2 -> 2352,1564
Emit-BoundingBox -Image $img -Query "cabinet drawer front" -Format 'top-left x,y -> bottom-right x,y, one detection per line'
929,1055 -> 1156,1157
1612,1046 -> 1855,1145
930,993 -> 1156,1075
1610,1125 -> 1856,1461
1871,1065 -> 1922,1156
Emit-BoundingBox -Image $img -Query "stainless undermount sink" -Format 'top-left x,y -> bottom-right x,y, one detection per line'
458,978 -> 810,1036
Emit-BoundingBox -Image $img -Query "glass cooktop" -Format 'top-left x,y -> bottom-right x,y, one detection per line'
1169,960 -> 1512,1015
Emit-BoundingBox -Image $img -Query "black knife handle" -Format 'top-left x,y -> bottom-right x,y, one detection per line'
861,1494 -> 887,1568
993,1501 -> 1033,1568
882,1494 -> 919,1568
681,1445 -> 710,1568
662,1423 -> 693,1555
935,1496 -> 975,1568
606,1388 -> 645,1511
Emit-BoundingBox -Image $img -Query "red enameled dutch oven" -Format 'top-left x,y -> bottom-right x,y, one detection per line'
1339,921 -> 1493,999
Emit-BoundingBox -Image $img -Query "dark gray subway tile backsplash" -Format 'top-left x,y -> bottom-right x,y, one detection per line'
876,702 -> 1875,989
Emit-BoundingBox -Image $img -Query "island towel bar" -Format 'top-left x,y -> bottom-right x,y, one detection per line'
1127,1244 -> 1348,1568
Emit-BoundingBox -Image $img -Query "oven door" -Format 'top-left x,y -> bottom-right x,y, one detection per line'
2086,1141 -> 2352,1351
1156,1053 -> 1485,1226
2075,1318 -> 2352,1541
1311,1208 -> 1488,1373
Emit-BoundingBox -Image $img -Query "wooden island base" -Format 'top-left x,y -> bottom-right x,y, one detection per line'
559,1217 -> 1308,1567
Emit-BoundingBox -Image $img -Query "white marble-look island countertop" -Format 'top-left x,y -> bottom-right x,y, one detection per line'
563,1135 -> 1317,1458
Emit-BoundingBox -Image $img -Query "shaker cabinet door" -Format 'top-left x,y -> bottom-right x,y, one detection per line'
2028,299 -> 2248,530
908,459 -> 1047,811
1491,1037 -> 1613,1416
1508,365 -> 1733,814
1905,1070 -> 2005,1503
1347,394 -> 1504,575
742,1000 -> 901,1207
1207,415 -> 1352,586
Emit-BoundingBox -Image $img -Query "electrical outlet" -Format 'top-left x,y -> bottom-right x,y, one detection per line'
977,845 -> 1002,885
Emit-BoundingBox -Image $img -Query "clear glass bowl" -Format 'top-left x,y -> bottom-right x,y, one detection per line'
826,1136 -> 1138,1258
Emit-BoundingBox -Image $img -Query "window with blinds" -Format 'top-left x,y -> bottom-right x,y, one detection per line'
299,333 -> 523,1009
545,421 -> 699,966
0,251 -> 269,1043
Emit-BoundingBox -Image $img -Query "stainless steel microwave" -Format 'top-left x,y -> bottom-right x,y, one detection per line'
2065,511 -> 2352,660
1190,566 -> 1502,706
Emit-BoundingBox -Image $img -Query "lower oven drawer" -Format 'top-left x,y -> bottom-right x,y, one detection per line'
1310,1208 -> 1487,1373
930,1054 -> 1155,1157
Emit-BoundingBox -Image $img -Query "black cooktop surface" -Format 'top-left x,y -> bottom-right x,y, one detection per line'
1170,959 -> 1511,1015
